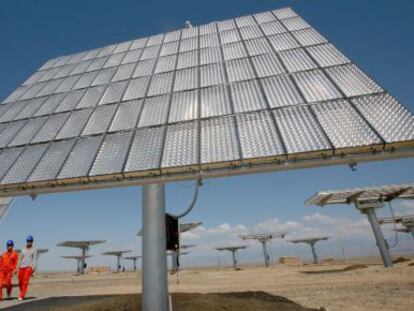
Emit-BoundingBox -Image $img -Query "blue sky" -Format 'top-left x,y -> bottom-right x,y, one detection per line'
0,0 -> 413,271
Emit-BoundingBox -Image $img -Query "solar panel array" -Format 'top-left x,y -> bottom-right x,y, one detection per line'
0,7 -> 414,194
306,183 -> 414,206
57,240 -> 106,248
289,237 -> 329,244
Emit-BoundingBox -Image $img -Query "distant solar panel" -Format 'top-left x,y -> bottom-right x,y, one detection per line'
0,7 -> 413,197
306,183 -> 414,206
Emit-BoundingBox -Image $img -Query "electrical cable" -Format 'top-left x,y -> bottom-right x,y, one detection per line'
170,179 -> 202,219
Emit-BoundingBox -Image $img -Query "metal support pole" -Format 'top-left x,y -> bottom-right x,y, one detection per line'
231,250 -> 237,269
260,240 -> 270,267
116,255 -> 120,272
80,247 -> 86,275
171,250 -> 178,273
309,242 -> 318,264
77,259 -> 80,274
362,206 -> 393,268
142,183 -> 168,311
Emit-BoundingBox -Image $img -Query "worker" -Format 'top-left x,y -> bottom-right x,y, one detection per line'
17,236 -> 38,301
0,240 -> 19,301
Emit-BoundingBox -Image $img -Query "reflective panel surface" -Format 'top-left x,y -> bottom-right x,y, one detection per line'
0,7 -> 412,195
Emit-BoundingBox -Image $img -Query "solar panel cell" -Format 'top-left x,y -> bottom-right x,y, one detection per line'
58,135 -> 104,180
325,64 -> 383,97
109,100 -> 143,132
261,75 -> 304,108
28,139 -> 76,182
200,116 -> 240,166
236,111 -> 284,161
200,85 -> 232,118
230,80 -> 266,113
89,131 -> 133,177
82,104 -> 118,136
273,105 -> 332,157
292,69 -> 342,102
138,95 -> 170,127
169,90 -> 198,123
251,53 -> 286,78
161,121 -> 199,170
125,126 -> 165,173
352,94 -> 414,145
2,143 -> 49,185
312,100 -> 383,151
56,108 -> 94,139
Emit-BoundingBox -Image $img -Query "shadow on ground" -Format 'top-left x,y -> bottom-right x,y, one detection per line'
3,292 -> 323,311
299,264 -> 368,274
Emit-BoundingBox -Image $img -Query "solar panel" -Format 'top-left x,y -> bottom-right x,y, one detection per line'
377,215 -> 414,225
0,7 -> 413,197
57,240 -> 106,248
306,183 -> 414,206
288,237 -> 329,244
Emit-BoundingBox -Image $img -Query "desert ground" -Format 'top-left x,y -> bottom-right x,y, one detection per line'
1,257 -> 413,310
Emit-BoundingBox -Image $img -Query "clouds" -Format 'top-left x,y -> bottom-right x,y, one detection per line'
301,212 -> 371,239
179,211 -> 413,267
256,218 -> 302,233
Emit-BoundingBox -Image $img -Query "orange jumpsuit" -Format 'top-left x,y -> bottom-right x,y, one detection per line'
0,250 -> 18,300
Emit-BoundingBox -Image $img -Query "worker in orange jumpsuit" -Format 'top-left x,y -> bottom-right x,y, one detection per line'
0,240 -> 19,301
18,236 -> 37,301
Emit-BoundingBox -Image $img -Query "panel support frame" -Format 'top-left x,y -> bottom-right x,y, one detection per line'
355,201 -> 393,268
260,239 -> 270,267
231,250 -> 237,269
309,242 -> 318,264
142,183 -> 169,311
80,247 -> 87,274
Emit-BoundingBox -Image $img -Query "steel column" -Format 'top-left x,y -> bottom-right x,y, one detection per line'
309,242 -> 318,264
260,240 -> 270,267
117,255 -> 121,272
231,250 -> 237,269
359,204 -> 393,268
142,183 -> 169,311
80,247 -> 86,274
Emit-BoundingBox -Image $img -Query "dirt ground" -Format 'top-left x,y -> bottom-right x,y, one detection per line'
1,258 -> 414,311
2,292 -> 320,311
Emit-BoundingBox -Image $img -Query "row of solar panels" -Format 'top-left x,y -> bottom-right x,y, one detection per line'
0,49 -> 354,130
0,92 -> 412,188
306,184 -> 414,206
32,8 -> 301,73
20,26 -> 325,88
0,60 -> 383,130
0,65 -> 390,150
4,25 -> 329,105
17,31 -> 334,96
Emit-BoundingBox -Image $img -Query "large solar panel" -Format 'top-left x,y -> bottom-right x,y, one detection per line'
0,7 -> 414,197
